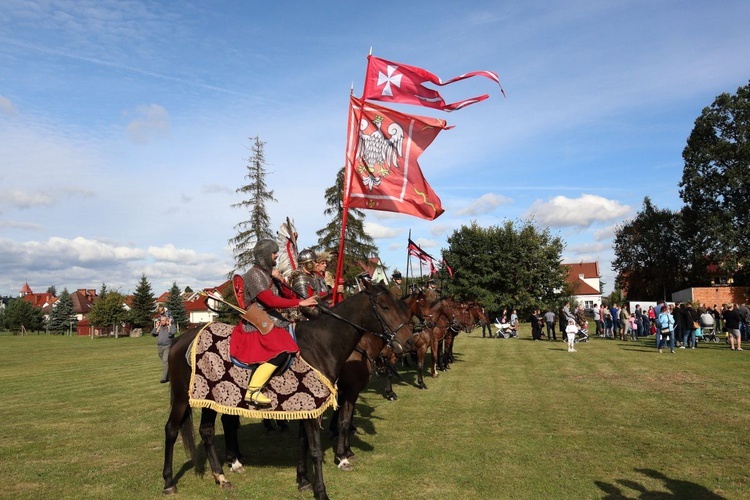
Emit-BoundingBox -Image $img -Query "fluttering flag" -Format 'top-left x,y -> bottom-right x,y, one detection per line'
363,55 -> 505,112
408,238 -> 437,275
442,258 -> 453,278
344,96 -> 449,220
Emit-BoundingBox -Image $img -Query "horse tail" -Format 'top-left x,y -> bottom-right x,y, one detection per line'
180,406 -> 196,464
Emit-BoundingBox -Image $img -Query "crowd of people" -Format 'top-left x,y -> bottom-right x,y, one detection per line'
515,300 -> 750,354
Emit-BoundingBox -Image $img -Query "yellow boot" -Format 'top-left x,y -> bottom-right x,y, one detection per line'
245,362 -> 277,405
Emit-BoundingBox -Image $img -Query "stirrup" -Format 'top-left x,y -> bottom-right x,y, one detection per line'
245,388 -> 271,405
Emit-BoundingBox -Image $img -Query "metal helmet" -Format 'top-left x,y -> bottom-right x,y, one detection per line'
392,270 -> 402,280
297,248 -> 316,272
253,239 -> 279,271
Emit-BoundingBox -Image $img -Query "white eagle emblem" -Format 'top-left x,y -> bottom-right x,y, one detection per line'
357,114 -> 404,191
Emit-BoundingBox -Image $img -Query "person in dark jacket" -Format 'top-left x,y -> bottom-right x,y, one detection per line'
723,303 -> 743,351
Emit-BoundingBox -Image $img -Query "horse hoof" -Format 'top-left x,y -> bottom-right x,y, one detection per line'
218,481 -> 234,490
298,480 -> 313,491
163,486 -> 177,495
336,457 -> 353,471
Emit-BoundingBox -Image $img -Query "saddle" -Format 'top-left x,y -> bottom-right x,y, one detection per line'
188,322 -> 337,420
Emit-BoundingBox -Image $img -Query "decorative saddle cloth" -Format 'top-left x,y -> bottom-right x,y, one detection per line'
188,322 -> 337,420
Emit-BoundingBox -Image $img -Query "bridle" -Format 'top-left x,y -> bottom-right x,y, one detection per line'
319,288 -> 410,351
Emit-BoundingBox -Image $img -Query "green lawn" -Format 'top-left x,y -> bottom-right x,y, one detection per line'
0,328 -> 748,499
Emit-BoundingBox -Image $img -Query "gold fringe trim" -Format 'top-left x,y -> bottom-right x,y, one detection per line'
188,322 -> 338,420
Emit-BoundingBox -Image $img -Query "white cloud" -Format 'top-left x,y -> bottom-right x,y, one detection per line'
364,221 -> 399,239
0,96 -> 17,115
594,224 -> 618,241
147,244 -> 213,265
0,220 -> 43,231
0,189 -> 55,209
456,193 -> 513,216
527,194 -> 631,227
126,104 -> 170,143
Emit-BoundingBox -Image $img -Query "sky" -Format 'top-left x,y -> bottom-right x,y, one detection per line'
1,0 -> 749,298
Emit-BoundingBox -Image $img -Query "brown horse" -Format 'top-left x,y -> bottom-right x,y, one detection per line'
402,291 -> 436,389
161,281 -> 412,500
466,301 -> 491,336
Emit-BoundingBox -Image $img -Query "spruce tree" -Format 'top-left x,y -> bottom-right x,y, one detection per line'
129,274 -> 156,328
48,288 -> 75,334
315,167 -> 378,284
228,136 -> 277,273
166,282 -> 188,330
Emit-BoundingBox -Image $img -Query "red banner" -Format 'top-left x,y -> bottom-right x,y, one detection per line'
344,96 -> 448,220
363,55 -> 505,112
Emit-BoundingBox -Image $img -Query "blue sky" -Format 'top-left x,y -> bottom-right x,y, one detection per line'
1,0 -> 749,297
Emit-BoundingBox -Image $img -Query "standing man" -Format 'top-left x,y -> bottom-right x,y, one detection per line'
544,308 -> 557,341
389,271 -> 404,299
722,303 -> 743,351
592,303 -> 602,337
152,314 -> 176,383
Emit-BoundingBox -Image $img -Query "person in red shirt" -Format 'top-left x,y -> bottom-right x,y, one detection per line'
229,239 -> 317,405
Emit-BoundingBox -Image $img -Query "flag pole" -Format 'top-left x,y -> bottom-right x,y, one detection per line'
404,229 -> 412,295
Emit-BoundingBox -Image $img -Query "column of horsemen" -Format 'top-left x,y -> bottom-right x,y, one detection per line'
232,240 -> 485,440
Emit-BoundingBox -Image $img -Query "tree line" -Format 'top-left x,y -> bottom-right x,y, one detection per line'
612,81 -> 750,300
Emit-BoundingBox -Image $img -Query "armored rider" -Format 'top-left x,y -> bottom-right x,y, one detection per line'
289,248 -> 329,319
229,239 -> 318,405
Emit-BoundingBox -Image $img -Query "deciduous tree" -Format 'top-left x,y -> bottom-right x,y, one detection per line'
441,220 -> 566,317
612,197 -> 688,300
680,81 -> 750,284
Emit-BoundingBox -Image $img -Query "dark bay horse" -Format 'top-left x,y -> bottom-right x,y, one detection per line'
402,291 -> 434,390
161,281 -> 412,500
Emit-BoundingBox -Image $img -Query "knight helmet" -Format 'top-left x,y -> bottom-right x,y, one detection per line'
297,248 -> 316,272
253,239 -> 279,271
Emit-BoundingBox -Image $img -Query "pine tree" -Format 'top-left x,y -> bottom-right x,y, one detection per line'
315,167 -> 378,284
46,285 -> 57,297
48,288 -> 75,334
129,274 -> 156,328
228,136 -> 277,273
166,282 -> 188,330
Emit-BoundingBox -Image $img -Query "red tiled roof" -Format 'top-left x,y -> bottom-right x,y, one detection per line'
21,292 -> 55,308
20,282 -> 33,294
563,262 -> 601,296
357,257 -> 382,276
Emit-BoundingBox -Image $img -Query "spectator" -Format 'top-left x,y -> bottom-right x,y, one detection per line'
628,312 -> 638,341
685,302 -> 700,349
737,303 -> 750,342
657,304 -> 675,354
592,303 -> 602,336
565,319 -> 578,352
723,303 -> 743,351
544,308 -> 557,341
530,309 -> 544,341
151,314 -> 176,383
603,306 -> 613,338
619,305 -> 630,341
609,303 -> 620,340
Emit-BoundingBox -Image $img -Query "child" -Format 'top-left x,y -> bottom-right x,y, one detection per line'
565,318 -> 578,352
628,314 -> 637,341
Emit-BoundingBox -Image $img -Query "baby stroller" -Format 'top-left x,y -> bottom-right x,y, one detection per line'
700,324 -> 719,343
575,327 -> 590,343
493,319 -> 519,338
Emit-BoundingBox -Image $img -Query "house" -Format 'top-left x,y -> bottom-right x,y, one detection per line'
19,282 -> 56,310
562,262 -> 602,310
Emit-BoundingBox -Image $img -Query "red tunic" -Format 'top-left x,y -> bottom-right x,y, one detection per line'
229,289 -> 300,365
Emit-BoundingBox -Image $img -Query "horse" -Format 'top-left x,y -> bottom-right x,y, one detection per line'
161,281 -> 412,500
328,325 -> 412,472
402,291 -> 435,390
466,301 -> 490,336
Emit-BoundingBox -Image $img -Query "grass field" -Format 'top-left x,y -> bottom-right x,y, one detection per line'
1,327 -> 748,499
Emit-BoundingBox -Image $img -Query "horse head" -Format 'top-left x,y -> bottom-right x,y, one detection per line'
359,280 -> 413,354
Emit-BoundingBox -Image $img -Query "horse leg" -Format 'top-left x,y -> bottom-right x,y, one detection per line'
431,336 -> 440,376
416,344 -> 428,389
384,373 -> 397,401
220,414 -> 244,474
303,418 -> 330,500
163,399 -> 193,494
335,396 -> 356,471
297,421 -> 313,492
198,408 -> 232,490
